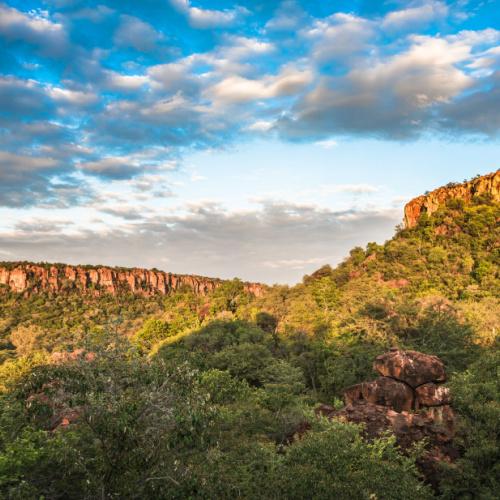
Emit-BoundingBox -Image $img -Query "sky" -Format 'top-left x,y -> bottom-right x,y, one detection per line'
0,0 -> 498,284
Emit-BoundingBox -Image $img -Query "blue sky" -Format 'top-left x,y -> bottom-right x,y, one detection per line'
0,0 -> 498,283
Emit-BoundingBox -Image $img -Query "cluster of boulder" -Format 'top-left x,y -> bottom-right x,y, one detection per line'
318,349 -> 458,486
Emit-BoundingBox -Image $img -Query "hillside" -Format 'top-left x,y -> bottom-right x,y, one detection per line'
0,172 -> 498,499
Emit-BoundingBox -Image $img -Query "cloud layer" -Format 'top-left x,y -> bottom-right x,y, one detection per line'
0,0 -> 498,208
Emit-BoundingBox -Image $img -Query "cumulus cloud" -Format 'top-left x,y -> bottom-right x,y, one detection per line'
265,0 -> 308,32
304,13 -> 375,61
278,31 -> 494,139
103,70 -> 149,91
169,0 -> 248,28
0,4 -> 68,56
438,71 -> 500,135
207,66 -> 313,104
77,156 -> 147,180
0,75 -> 53,119
113,14 -> 163,52
0,151 -> 85,207
46,85 -> 98,105
382,1 -> 448,31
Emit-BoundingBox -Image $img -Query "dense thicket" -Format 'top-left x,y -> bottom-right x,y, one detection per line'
0,195 -> 498,498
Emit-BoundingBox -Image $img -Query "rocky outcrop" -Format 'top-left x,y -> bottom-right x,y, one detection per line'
0,262 -> 265,298
344,376 -> 414,413
404,170 -> 500,229
373,349 -> 446,389
318,349 -> 457,488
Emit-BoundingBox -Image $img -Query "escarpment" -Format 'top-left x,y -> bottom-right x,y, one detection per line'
404,170 -> 500,229
0,263 -> 265,297
318,349 -> 457,487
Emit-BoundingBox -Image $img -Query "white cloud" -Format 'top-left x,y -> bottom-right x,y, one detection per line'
148,61 -> 195,91
315,139 -> 338,148
280,31 -> 492,138
0,4 -> 67,55
383,1 -> 448,31
265,0 -> 308,32
0,151 -> 58,172
304,13 -> 375,61
170,0 -> 248,28
77,157 -> 143,179
114,15 -> 163,52
47,86 -> 98,105
207,66 -> 313,104
104,71 -> 149,91
139,92 -> 190,117
246,120 -> 275,132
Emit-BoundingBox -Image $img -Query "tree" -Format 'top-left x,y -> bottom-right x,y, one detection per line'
133,318 -> 171,352
274,420 -> 432,499
0,336 -> 218,499
210,279 -> 249,315
439,350 -> 500,499
9,325 -> 47,356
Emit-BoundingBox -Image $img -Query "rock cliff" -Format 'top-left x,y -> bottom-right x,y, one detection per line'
0,262 -> 265,297
404,170 -> 500,229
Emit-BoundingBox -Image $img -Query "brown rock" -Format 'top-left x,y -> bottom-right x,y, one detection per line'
315,404 -> 337,419
404,171 -> 500,229
374,350 -> 446,388
416,383 -> 451,407
364,377 -> 414,412
0,263 -> 265,298
325,350 -> 456,489
344,377 -> 414,412
333,401 -> 457,489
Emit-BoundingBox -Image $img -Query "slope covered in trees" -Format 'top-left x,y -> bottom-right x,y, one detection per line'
0,176 -> 498,498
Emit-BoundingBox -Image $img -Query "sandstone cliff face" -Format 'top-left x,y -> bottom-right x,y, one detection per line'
404,170 -> 500,229
0,263 -> 265,298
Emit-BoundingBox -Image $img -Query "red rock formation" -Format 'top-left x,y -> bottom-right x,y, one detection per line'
344,377 -> 414,412
416,383 -> 451,408
0,262 -> 265,298
320,350 -> 457,488
373,349 -> 446,388
404,170 -> 500,229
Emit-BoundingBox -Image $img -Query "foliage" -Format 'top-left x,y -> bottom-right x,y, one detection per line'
438,349 -> 500,499
274,420 -> 432,500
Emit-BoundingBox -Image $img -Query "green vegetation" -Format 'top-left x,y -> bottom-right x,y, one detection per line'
0,194 -> 498,498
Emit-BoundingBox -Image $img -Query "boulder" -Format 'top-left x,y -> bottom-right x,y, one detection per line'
326,349 -> 457,489
416,383 -> 451,407
315,404 -> 336,419
344,377 -> 414,412
373,349 -> 446,388
333,401 -> 455,450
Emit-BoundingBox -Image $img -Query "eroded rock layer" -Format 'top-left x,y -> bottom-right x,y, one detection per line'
0,263 -> 265,297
